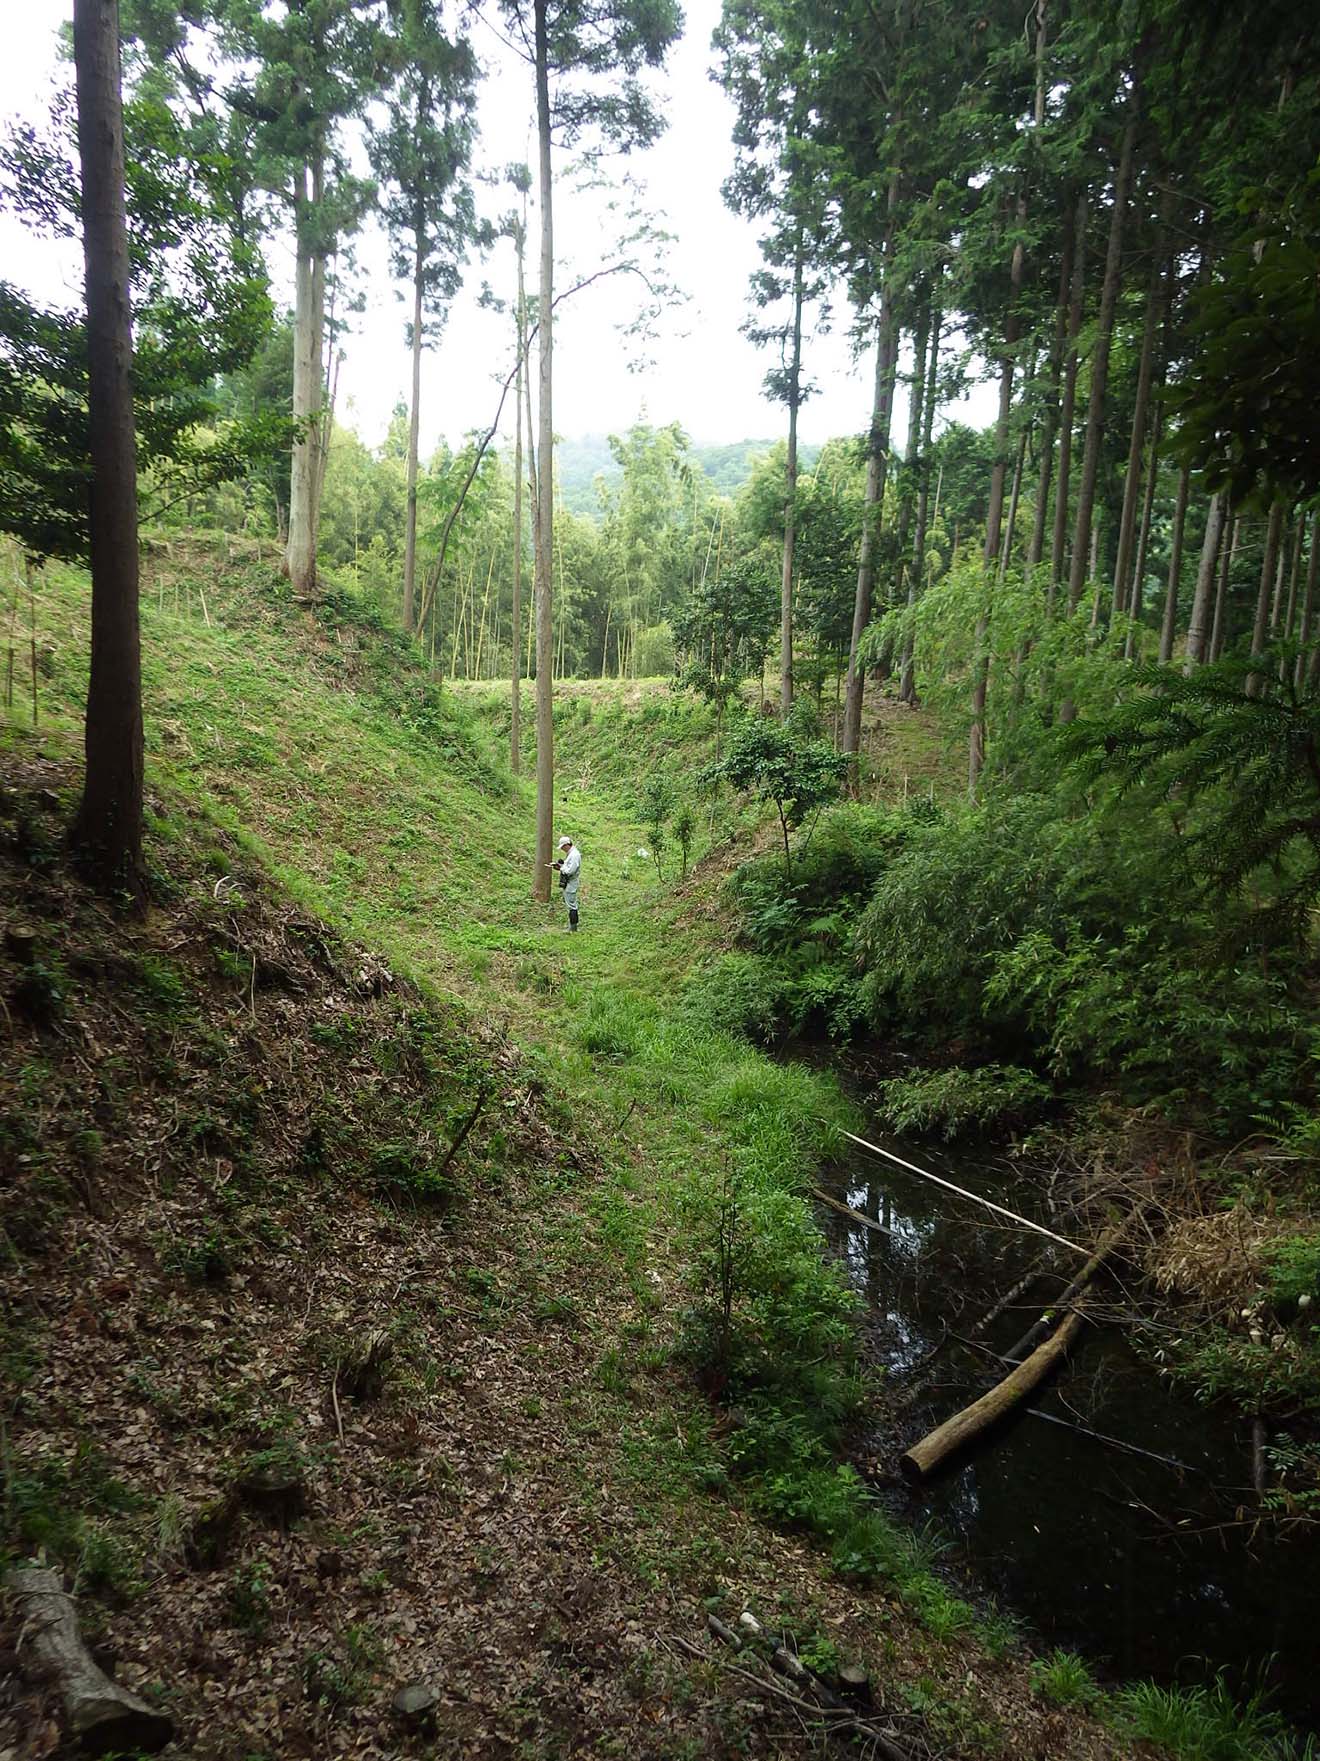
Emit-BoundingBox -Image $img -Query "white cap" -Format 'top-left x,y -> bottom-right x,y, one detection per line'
558,836 -> 572,848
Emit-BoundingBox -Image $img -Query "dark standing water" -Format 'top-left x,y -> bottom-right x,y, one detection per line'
816,1108 -> 1320,1732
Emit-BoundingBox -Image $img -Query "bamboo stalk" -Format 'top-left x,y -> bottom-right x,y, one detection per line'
839,1130 -> 1087,1253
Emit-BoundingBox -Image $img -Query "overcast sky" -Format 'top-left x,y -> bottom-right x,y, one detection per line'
0,0 -> 994,457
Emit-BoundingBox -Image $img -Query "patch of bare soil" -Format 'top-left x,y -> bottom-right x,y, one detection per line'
0,752 -> 1128,1760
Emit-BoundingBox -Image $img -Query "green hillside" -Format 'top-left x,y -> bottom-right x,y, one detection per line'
1,543 -> 1153,1760
555,433 -> 822,515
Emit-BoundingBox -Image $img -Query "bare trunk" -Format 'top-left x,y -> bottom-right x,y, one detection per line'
1295,517 -> 1319,692
1183,493 -> 1225,672
1050,191 -> 1088,604
1124,405 -> 1161,659
1028,203 -> 1074,571
532,0 -> 554,902
1208,516 -> 1237,662
841,269 -> 899,765
899,300 -> 940,704
780,239 -> 804,715
402,248 -> 424,634
1067,115 -> 1136,613
511,220 -> 527,774
71,0 -> 145,901
1247,500 -> 1285,697
970,212 -> 1025,794
286,150 -> 326,597
1158,463 -> 1190,662
894,303 -> 930,610
1111,249 -> 1161,617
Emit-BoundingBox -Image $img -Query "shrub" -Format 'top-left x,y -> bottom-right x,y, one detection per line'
875,1064 -> 1053,1140
1030,1649 -> 1100,1710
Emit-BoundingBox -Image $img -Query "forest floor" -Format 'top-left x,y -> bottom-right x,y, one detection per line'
0,537 -> 1169,1759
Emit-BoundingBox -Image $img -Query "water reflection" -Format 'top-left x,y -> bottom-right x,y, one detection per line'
814,1124 -> 1320,1727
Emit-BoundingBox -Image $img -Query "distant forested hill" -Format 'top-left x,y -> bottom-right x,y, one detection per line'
555,433 -> 820,516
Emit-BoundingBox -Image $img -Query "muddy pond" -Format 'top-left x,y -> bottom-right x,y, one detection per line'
814,1083 -> 1320,1732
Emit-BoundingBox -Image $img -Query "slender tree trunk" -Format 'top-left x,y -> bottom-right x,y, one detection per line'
1295,516 -> 1319,692
1209,513 -> 1237,662
899,300 -> 940,705
1247,500 -> 1285,697
970,202 -> 1026,794
1124,404 -> 1161,660
511,223 -> 527,775
70,0 -> 144,900
1111,243 -> 1162,617
287,149 -> 326,598
1184,493 -> 1225,672
1068,114 -> 1136,613
1000,425 -> 1027,583
894,303 -> 930,610
1158,463 -> 1190,662
1281,513 -> 1305,639
402,244 -> 424,634
1029,203 -> 1073,571
531,0 -> 555,900
841,252 -> 900,767
1050,190 -> 1087,604
780,237 -> 804,715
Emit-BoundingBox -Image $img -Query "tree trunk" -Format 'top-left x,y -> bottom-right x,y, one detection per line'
780,237 -> 804,716
1067,113 -> 1136,614
894,303 -> 930,612
1278,515 -> 1305,687
511,221 -> 527,774
899,300 -> 941,704
1247,500 -> 1285,698
532,0 -> 554,902
841,261 -> 899,767
1028,202 -> 1074,572
1049,190 -> 1088,605
402,246 -> 424,634
1295,517 -> 1319,692
1183,492 -> 1225,672
1111,245 -> 1162,618
70,0 -> 145,902
970,207 -> 1026,795
1158,463 -> 1190,663
1209,514 -> 1237,663
1123,405 -> 1161,659
286,149 -> 326,598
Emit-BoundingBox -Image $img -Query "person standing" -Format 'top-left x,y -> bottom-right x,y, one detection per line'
552,835 -> 581,931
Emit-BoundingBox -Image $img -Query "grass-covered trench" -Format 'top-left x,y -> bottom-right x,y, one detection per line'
2,538 -> 1303,1760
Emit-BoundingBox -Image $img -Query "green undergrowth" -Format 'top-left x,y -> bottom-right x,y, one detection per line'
562,974 -> 1010,1652
10,540 -> 1308,1754
1031,1651 -> 1315,1761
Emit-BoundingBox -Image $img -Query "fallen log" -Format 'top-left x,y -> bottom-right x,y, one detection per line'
1001,1222 -> 1127,1363
7,1565 -> 174,1755
892,1262 -> 1048,1415
900,1304 -> 1089,1480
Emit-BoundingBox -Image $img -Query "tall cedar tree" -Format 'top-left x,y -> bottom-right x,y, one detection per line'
205,0 -> 390,598
367,0 -> 478,635
69,0 -> 145,898
496,0 -> 681,901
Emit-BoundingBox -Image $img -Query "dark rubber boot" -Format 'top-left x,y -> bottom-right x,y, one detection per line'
569,909 -> 579,932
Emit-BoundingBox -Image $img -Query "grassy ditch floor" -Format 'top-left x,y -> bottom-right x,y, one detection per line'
0,542 -> 1299,1758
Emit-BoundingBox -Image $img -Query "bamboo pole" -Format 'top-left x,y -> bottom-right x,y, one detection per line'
839,1130 -> 1087,1254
